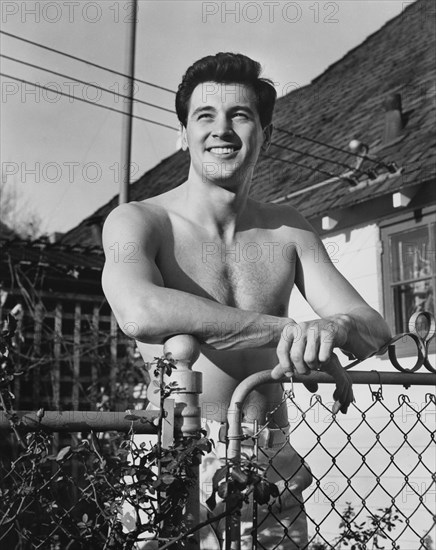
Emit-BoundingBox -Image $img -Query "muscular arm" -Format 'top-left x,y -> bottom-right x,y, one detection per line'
296,226 -> 391,359
272,208 -> 391,379
102,203 -> 288,350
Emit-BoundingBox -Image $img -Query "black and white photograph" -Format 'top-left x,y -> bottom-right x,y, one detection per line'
1,1 -> 435,548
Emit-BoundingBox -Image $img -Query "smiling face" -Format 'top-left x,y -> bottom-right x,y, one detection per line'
182,82 -> 271,189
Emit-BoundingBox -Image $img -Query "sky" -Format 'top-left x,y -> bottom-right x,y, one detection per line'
1,0 -> 410,236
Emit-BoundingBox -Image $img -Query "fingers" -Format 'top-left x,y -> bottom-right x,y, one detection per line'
318,322 -> 337,364
273,320 -> 354,412
274,325 -> 294,379
271,363 -> 319,394
285,323 -> 310,376
277,320 -> 342,376
302,325 -> 320,371
275,322 -> 313,377
271,363 -> 289,380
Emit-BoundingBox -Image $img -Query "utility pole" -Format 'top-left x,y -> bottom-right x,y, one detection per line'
119,0 -> 138,205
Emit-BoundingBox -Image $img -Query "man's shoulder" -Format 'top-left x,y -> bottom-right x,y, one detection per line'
252,199 -> 313,232
104,199 -> 169,227
102,200 -> 170,248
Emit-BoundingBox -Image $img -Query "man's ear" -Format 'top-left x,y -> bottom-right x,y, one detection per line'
262,123 -> 273,152
181,125 -> 189,151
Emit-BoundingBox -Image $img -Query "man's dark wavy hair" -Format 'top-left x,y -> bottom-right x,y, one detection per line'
176,52 -> 277,128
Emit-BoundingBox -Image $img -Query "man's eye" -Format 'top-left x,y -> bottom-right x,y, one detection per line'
234,112 -> 248,119
198,113 -> 212,120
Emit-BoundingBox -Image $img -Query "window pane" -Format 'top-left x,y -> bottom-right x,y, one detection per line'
391,226 -> 430,283
393,280 -> 434,333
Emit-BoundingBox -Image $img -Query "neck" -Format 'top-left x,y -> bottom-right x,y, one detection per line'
182,170 -> 252,240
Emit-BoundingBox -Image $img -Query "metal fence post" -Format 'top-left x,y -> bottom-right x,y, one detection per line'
163,335 -> 203,546
226,371 -> 273,550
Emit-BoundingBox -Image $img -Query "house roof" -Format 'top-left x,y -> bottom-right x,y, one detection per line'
62,0 -> 435,246
0,238 -> 104,276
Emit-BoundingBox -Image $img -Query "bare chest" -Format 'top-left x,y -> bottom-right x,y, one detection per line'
157,231 -> 296,314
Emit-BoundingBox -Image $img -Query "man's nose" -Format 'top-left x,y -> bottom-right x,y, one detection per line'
212,116 -> 233,138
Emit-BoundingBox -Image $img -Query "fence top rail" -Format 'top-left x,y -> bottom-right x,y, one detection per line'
0,409 -> 160,434
230,369 -> 436,410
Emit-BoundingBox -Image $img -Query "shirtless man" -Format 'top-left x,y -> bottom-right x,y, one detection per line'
102,53 -> 391,548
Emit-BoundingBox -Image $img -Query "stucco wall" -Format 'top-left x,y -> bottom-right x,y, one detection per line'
288,222 -> 382,322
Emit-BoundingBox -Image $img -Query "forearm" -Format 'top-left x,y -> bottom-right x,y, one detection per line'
123,285 -> 290,350
329,305 -> 392,360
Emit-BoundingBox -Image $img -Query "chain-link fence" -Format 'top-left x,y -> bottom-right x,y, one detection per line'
220,313 -> 435,550
221,381 -> 435,549
1,326 -> 435,549
2,378 -> 434,549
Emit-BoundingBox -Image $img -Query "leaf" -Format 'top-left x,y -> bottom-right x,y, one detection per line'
56,446 -> 71,462
231,466 -> 248,488
211,464 -> 229,491
205,492 -> 217,511
190,454 -> 202,466
196,438 -> 212,453
270,483 -> 280,499
161,474 -> 176,485
254,479 -> 271,505
217,482 -> 229,500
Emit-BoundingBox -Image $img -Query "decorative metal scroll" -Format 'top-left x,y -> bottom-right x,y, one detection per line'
387,311 -> 435,373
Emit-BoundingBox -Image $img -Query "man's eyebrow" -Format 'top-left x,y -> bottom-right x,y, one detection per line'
230,105 -> 255,114
190,106 -> 216,117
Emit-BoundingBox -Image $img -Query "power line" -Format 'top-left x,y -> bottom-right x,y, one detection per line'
0,29 -> 176,95
1,54 -> 176,115
262,153 -> 339,180
0,65 -> 378,180
270,141 -> 356,171
260,152 -> 368,204
0,53 -> 372,175
0,67 -> 377,180
275,126 -> 363,159
0,34 -> 399,181
0,72 -> 179,132
0,51 -> 377,178
275,126 -> 385,167
0,28 -> 399,172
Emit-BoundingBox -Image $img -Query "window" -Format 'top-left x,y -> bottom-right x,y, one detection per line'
381,211 -> 435,355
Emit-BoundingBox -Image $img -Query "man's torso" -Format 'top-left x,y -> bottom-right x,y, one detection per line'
136,187 -> 302,422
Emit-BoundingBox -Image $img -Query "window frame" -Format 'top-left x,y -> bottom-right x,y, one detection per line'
380,209 -> 436,358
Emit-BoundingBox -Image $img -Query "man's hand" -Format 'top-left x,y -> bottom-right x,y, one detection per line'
271,319 -> 354,413
274,318 -> 349,375
271,353 -> 354,414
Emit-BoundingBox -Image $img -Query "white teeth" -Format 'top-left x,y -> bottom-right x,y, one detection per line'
209,147 -> 236,154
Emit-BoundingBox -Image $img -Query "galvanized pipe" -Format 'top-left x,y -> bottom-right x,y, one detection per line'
0,409 -> 160,433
